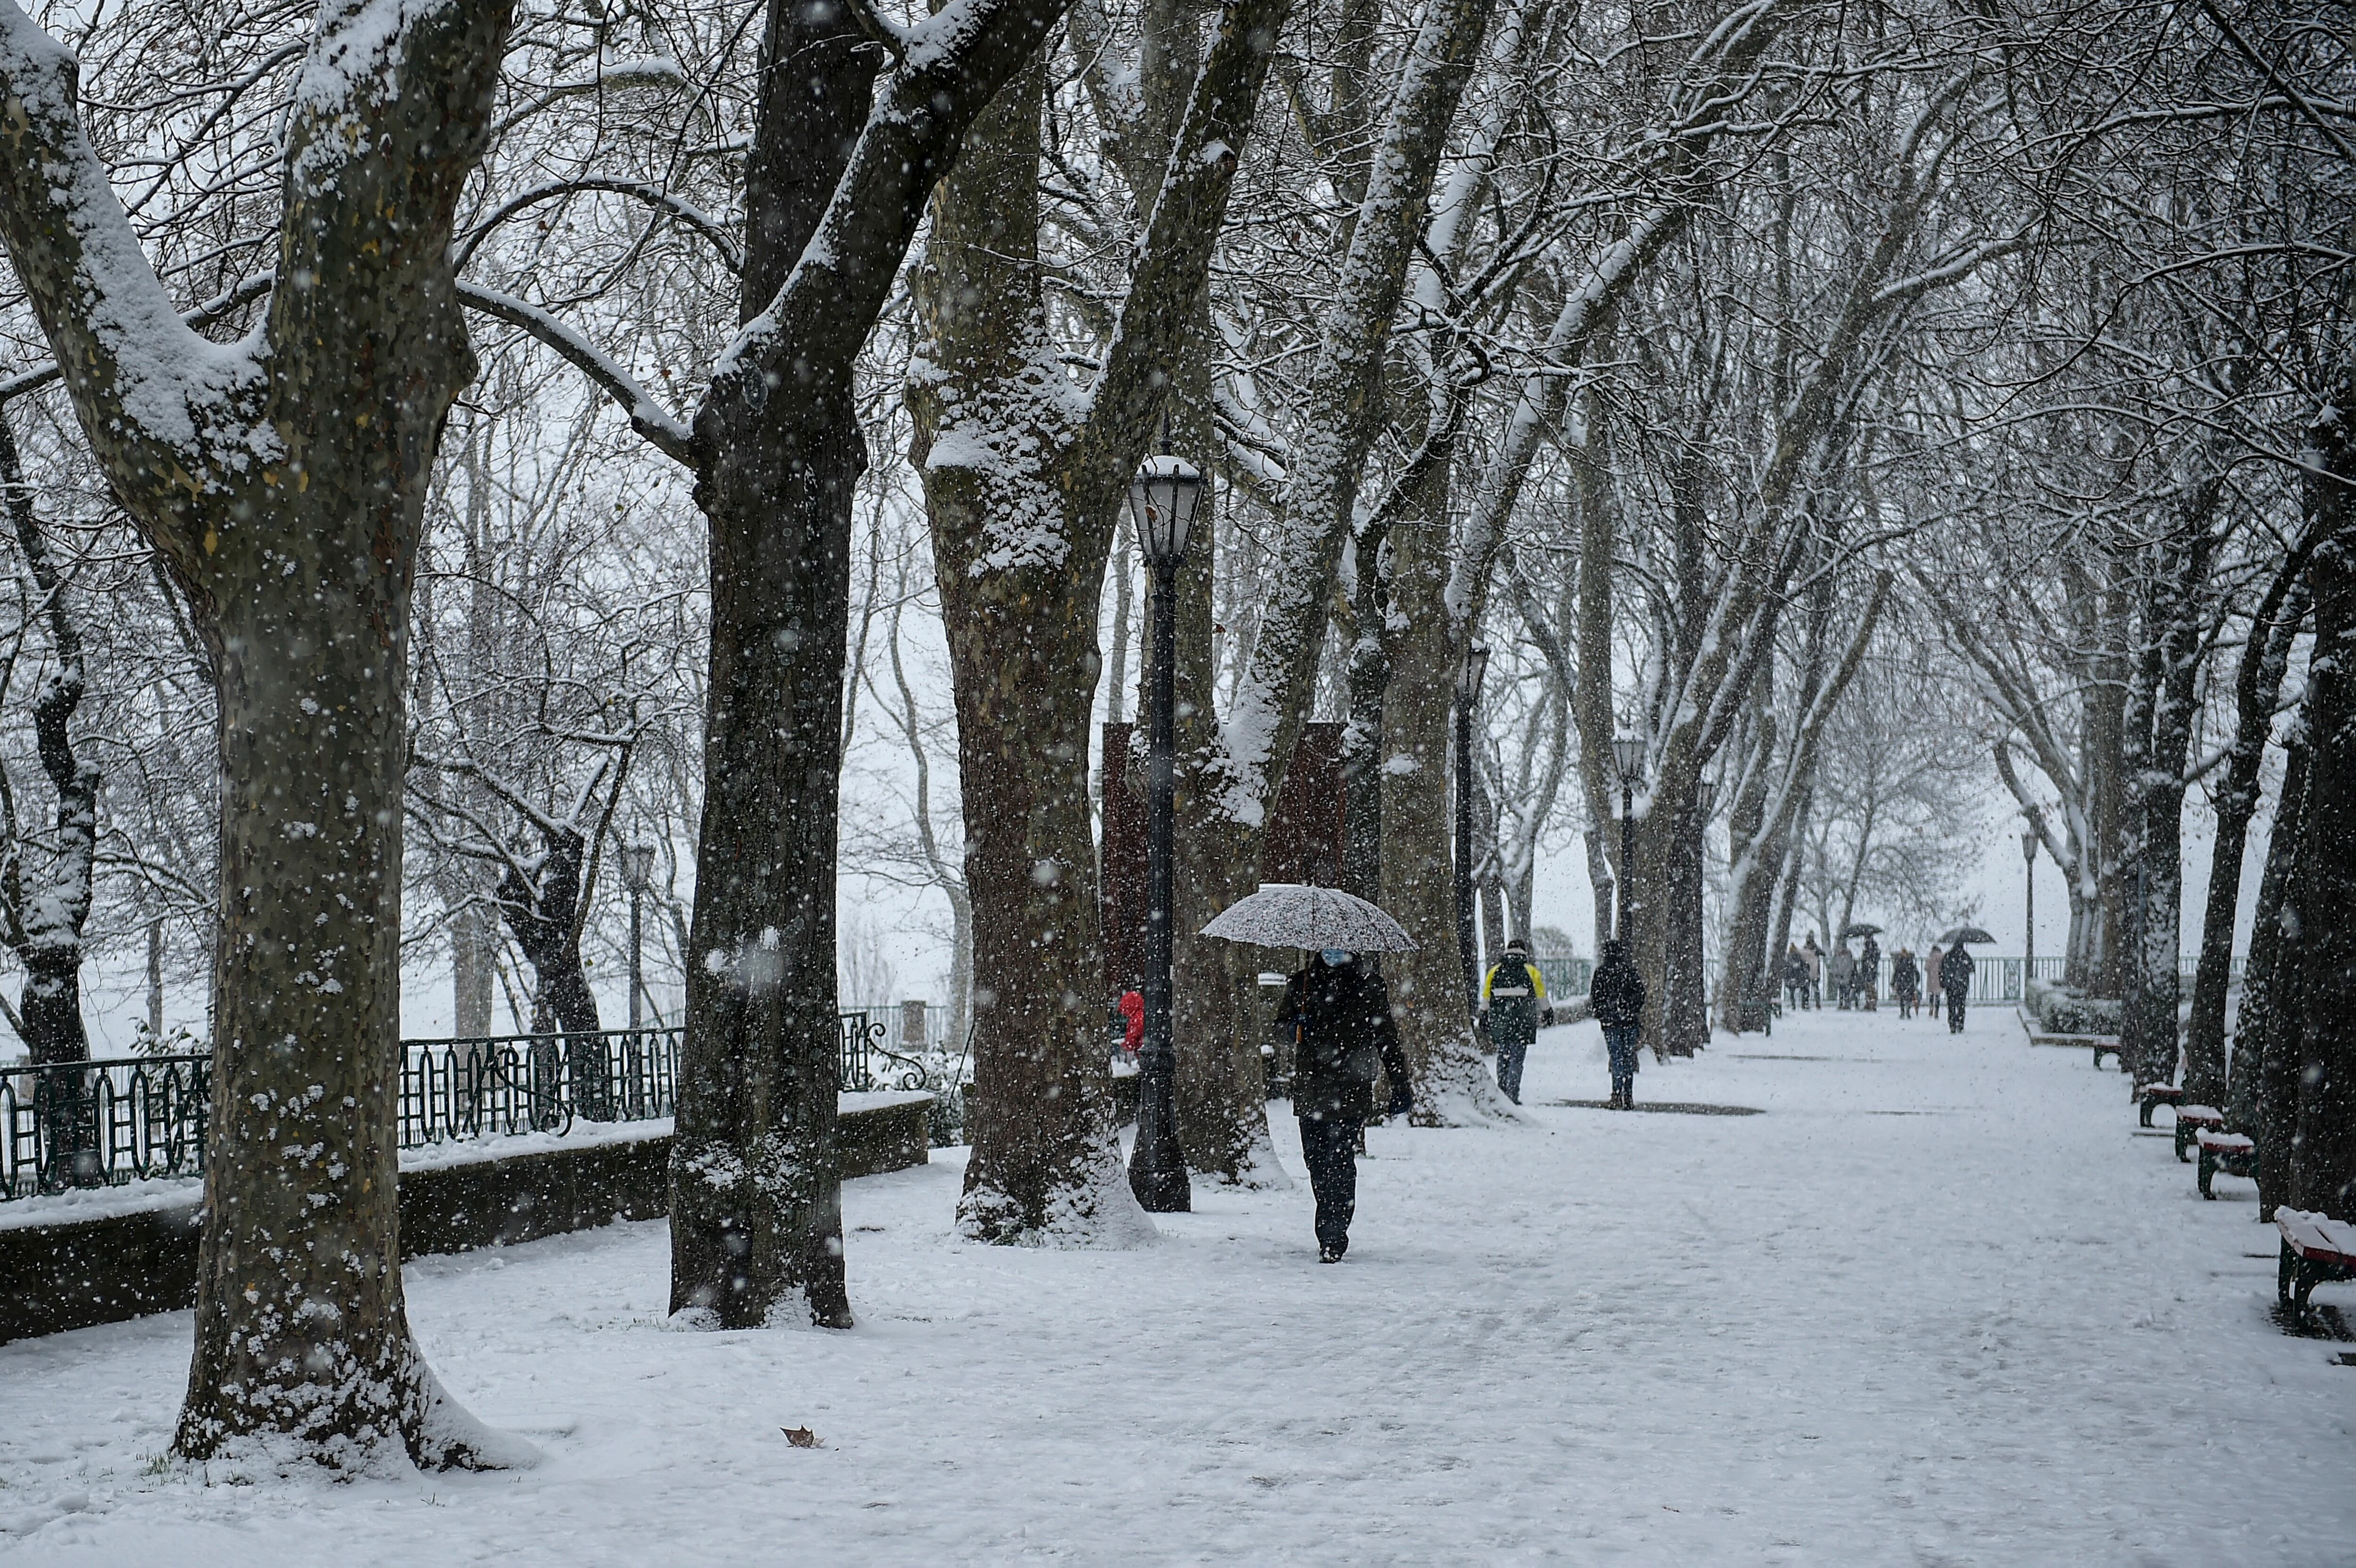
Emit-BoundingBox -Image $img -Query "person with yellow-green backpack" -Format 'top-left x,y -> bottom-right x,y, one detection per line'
1480,937 -> 1548,1104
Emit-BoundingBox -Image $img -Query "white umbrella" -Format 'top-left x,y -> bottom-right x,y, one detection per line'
1200,883 -> 1417,952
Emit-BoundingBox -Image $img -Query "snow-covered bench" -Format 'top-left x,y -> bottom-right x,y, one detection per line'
2195,1130 -> 2255,1201
2275,1210 -> 2356,1323
2173,1104 -> 2224,1163
2034,1033 -> 2127,1070
2134,1082 -> 2183,1127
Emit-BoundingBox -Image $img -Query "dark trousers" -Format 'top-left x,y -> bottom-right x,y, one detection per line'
1298,1115 -> 1359,1254
1929,988 -> 1942,1017
1604,1026 -> 1641,1107
1947,989 -> 1967,1032
1495,1036 -> 1530,1103
1895,991 -> 1916,1019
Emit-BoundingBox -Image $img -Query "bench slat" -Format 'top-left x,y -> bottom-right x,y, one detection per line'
2196,1132 -> 2253,1153
2277,1209 -> 2356,1269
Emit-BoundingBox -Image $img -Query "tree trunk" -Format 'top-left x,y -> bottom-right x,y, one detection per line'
0,408 -> 94,1070
1380,502 -> 1508,1121
2245,737 -> 2307,1219
2289,405 -> 2356,1220
910,60 -> 1144,1244
2185,564 -> 2309,1109
667,0 -> 874,1329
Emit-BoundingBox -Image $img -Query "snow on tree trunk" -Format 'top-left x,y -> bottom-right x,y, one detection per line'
1380,502 -> 1510,1124
2289,400 -> 2356,1220
0,408 -> 95,1074
2185,559 -> 2309,1108
2244,735 -> 2307,1220
664,0 -> 881,1328
909,61 -> 1150,1245
0,0 -> 522,1467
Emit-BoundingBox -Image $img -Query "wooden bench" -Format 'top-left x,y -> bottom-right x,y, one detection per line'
2174,1104 -> 2225,1163
2196,1130 -> 2255,1200
2029,1033 -> 2126,1070
2276,1209 -> 2356,1323
2135,1082 -> 2184,1128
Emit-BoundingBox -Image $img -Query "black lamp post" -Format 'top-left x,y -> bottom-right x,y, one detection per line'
1456,642 -> 1489,1013
1611,736 -> 1645,942
1128,451 -> 1201,1214
620,839 -> 656,1116
2021,825 -> 2038,985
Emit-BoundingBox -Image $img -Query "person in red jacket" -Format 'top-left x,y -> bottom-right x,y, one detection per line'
1117,988 -> 1144,1054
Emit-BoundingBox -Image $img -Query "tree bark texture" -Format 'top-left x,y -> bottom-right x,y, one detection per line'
0,408 -> 94,1069
0,0 -> 521,1465
1378,502 -> 1509,1121
2245,736 -> 2307,1219
669,0 -> 874,1330
2184,557 -> 2310,1108
909,0 -> 1293,1227
2289,402 -> 2356,1220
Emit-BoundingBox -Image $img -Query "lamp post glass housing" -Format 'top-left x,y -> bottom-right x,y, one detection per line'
1126,452 -> 1201,1212
1611,737 -> 1644,941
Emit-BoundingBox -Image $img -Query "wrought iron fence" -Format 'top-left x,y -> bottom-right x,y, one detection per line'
3,1010 -> 921,1201
1705,952 -> 2235,1010
1,1053 -> 210,1200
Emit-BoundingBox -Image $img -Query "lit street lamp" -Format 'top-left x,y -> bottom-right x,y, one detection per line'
1128,451 -> 1201,1214
621,839 -> 657,1116
1456,642 -> 1489,1014
1611,736 -> 1645,941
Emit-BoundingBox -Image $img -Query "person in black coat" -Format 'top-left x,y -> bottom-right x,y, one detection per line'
1282,949 -> 1408,1262
1589,939 -> 1648,1110
1889,948 -> 1921,1019
1942,943 -> 1976,1033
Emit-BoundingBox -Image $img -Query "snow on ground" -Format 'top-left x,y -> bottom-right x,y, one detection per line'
4,1008 -> 2352,1564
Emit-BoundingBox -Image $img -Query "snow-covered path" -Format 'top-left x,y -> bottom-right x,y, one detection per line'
5,1009 -> 2352,1564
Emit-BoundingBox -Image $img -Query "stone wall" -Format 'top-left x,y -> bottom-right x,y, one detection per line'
0,1092 -> 930,1346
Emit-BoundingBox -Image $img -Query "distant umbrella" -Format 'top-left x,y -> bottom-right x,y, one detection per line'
1840,922 -> 1883,938
1939,926 -> 1996,946
1201,884 -> 1417,953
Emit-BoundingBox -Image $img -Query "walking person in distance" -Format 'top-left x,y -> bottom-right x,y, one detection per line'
1889,947 -> 1921,1019
1941,943 -> 1975,1033
1589,939 -> 1648,1110
1282,949 -> 1408,1262
1481,937 -> 1547,1106
1925,945 -> 1945,1019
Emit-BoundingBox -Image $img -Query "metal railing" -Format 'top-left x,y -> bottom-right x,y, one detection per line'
1,1053 -> 210,1199
3,1010 -> 917,1201
1721,953 -> 2238,1009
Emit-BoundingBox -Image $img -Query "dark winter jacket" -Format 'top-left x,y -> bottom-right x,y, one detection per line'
1284,956 -> 1404,1123
1589,945 -> 1648,1030
1941,945 -> 1975,995
1889,953 -> 1921,998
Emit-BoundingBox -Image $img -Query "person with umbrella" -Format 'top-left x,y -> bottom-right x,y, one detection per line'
1481,936 -> 1547,1105
1589,939 -> 1649,1109
1202,884 -> 1416,1262
1889,947 -> 1921,1019
1939,929 -> 1988,1033
1280,949 -> 1409,1261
